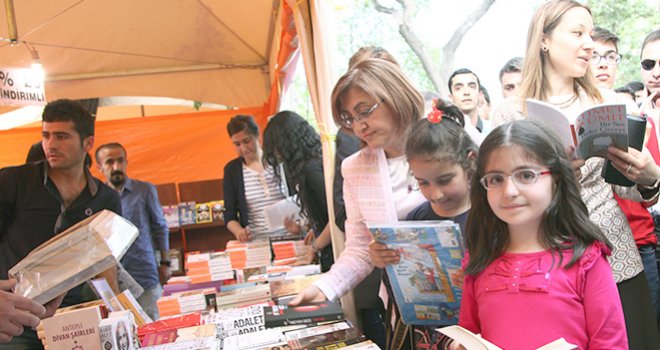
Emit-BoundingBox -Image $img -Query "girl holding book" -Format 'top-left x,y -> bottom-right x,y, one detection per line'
369,98 -> 477,349
261,110 -> 333,271
490,0 -> 660,346
457,120 -> 626,349
289,58 -> 427,348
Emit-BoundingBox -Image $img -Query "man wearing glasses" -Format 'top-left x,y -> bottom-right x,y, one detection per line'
590,27 -> 621,90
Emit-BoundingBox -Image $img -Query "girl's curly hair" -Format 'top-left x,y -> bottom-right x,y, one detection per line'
262,111 -> 323,226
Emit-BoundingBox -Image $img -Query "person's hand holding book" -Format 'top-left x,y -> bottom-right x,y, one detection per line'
0,278 -> 46,343
368,240 -> 400,269
606,146 -> 660,188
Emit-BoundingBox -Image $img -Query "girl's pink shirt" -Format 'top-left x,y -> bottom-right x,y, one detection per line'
459,242 -> 628,349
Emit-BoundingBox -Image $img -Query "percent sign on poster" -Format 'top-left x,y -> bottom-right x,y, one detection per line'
0,67 -> 46,106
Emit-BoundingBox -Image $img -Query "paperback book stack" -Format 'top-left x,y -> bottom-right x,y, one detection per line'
138,324 -> 218,349
185,251 -> 234,284
269,274 -> 321,303
271,239 -> 312,266
163,276 -> 223,296
203,304 -> 268,338
9,210 -> 138,304
285,321 -> 367,349
137,312 -> 202,344
226,240 -> 272,269
156,288 -> 217,317
215,283 -> 272,310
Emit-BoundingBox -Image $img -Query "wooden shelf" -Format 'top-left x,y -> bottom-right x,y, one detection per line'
156,179 -> 231,253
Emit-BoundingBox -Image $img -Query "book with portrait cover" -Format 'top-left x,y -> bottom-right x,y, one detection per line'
195,202 -> 212,223
162,205 -> 180,228
263,302 -> 344,327
177,201 -> 196,225
210,200 -> 225,222
368,220 -> 464,326
526,98 -> 627,159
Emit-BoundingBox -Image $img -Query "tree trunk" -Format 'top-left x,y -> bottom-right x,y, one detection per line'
373,0 -> 495,97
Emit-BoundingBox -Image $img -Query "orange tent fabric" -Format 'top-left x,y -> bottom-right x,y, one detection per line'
0,107 -> 266,185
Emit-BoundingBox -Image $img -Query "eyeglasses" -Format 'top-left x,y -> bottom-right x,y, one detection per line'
590,52 -> 621,66
641,59 -> 660,71
479,168 -> 552,190
339,99 -> 384,128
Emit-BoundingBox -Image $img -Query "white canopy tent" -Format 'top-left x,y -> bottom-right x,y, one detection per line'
1,0 -> 354,322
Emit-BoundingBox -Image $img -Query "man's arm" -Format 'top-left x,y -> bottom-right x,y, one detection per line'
146,184 -> 171,284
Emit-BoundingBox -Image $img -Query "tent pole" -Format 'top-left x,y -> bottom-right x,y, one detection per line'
4,0 -> 18,44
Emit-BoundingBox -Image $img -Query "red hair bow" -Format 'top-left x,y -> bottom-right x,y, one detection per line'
427,99 -> 443,123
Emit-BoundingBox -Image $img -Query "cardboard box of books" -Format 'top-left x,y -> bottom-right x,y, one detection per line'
9,210 -> 139,304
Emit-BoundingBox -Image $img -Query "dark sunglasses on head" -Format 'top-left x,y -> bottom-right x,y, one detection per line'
641,59 -> 660,71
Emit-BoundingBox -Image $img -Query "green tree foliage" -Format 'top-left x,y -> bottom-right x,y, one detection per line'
588,0 -> 660,87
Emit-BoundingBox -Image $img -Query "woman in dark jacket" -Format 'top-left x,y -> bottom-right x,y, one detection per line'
223,115 -> 287,241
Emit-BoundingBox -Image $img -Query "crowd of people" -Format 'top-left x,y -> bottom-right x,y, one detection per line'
1,0 -> 659,349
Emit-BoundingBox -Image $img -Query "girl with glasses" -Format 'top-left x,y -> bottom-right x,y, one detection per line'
457,120 -> 626,349
288,58 -> 426,345
490,1 -> 660,347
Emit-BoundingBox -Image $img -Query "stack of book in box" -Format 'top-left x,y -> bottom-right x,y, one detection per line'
162,276 -> 224,297
216,283 -> 271,310
138,324 -> 218,349
156,288 -> 216,317
185,251 -> 233,284
271,239 -> 312,266
226,240 -> 272,269
9,210 -> 138,304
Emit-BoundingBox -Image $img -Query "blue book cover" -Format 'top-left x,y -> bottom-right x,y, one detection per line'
368,220 -> 464,326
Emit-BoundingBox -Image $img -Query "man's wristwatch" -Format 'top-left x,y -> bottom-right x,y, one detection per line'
160,260 -> 172,267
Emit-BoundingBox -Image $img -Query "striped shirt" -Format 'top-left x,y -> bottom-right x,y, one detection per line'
242,164 -> 287,237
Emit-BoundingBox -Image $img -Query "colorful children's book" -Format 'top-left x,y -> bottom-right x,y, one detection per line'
195,202 -> 212,223
162,205 -> 180,228
526,98 -> 627,159
436,325 -> 577,350
177,201 -> 196,226
368,220 -> 464,325
210,200 -> 225,222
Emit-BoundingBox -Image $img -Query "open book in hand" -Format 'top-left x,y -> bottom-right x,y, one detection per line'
436,325 -> 577,350
367,220 -> 464,325
526,98 -> 628,159
263,195 -> 303,233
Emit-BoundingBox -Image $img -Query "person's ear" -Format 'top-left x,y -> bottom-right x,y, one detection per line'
467,150 -> 477,162
83,135 -> 94,153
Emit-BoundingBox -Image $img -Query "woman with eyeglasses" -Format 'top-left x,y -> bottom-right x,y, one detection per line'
288,58 -> 426,343
491,1 -> 660,347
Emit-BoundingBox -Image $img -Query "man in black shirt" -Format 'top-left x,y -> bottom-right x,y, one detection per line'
0,99 -> 121,349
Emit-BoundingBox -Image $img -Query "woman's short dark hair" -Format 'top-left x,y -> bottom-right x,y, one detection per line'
227,114 -> 259,137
